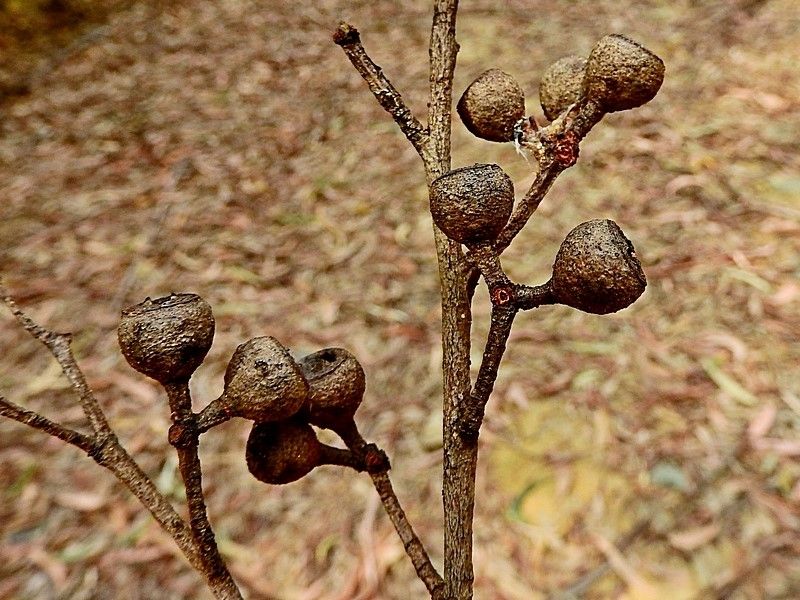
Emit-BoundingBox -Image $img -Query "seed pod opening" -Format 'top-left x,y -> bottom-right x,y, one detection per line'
457,69 -> 526,142
246,420 -> 322,484
582,34 -> 664,113
430,163 -> 515,245
552,219 -> 646,314
118,293 -> 215,384
298,348 -> 365,430
539,55 -> 588,121
222,336 -> 309,422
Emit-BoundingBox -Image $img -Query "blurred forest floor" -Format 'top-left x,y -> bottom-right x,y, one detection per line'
1,0 -> 799,598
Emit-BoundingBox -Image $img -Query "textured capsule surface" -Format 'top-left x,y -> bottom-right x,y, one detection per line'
457,69 -> 525,142
298,347 -> 365,429
552,219 -> 646,314
582,34 -> 664,112
539,55 -> 587,121
246,420 -> 322,484
118,293 -> 215,384
223,336 -> 309,422
430,163 -> 515,245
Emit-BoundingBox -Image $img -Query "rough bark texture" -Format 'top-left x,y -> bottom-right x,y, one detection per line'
163,383 -> 243,599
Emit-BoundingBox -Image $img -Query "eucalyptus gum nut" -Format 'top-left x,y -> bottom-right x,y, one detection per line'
118,293 -> 214,384
429,163 -> 515,245
222,336 -> 309,422
539,55 -> 588,121
246,420 -> 322,485
552,219 -> 646,314
582,34 -> 664,112
457,69 -> 525,142
298,348 -> 365,430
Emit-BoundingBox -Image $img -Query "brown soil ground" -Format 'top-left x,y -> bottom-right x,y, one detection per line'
1,1 -> 799,598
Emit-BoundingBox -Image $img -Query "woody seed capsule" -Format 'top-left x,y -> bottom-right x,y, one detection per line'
118,293 -> 214,384
298,347 -> 365,430
430,163 -> 515,246
457,69 -> 526,142
582,34 -> 664,113
551,219 -> 646,314
222,336 -> 309,422
539,55 -> 588,121
246,420 -> 322,484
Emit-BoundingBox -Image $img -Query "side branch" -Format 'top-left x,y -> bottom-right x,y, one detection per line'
459,305 -> 517,440
0,284 -> 240,598
0,396 -> 94,452
495,165 -> 562,254
0,283 -> 112,437
334,23 -> 430,159
336,422 -> 445,599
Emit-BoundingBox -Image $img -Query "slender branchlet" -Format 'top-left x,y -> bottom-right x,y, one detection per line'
335,420 -> 446,599
333,22 -> 430,160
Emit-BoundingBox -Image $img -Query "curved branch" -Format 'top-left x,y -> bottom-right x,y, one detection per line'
459,305 -> 517,440
0,284 -> 241,599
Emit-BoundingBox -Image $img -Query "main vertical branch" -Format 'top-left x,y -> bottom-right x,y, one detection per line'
425,2 -> 480,599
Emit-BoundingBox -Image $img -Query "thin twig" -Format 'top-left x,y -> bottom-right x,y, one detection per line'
336,421 -> 445,600
1,281 -> 112,438
514,282 -> 556,311
0,395 -> 94,452
426,0 -> 460,178
196,397 -> 232,434
466,102 -> 604,302
333,23 -> 430,160
164,383 -> 242,600
495,165 -> 563,254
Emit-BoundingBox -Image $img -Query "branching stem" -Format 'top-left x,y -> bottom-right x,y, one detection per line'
0,284 -> 242,600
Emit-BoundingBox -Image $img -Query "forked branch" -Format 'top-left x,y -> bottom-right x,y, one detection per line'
0,283 -> 241,600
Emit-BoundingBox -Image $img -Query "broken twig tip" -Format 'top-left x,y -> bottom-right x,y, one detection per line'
333,22 -> 360,46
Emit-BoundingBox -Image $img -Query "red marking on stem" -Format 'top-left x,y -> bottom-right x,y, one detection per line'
554,130 -> 580,167
491,287 -> 513,306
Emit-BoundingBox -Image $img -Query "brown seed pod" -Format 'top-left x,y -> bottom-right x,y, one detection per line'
582,34 -> 664,113
222,337 -> 309,422
430,163 -> 515,246
298,348 -> 366,430
457,69 -> 526,142
246,420 -> 322,484
539,55 -> 588,121
551,219 -> 646,314
118,293 -> 214,384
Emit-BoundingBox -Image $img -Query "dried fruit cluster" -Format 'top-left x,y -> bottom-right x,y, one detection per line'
118,293 -> 372,485
437,33 -> 663,315
458,34 -> 664,143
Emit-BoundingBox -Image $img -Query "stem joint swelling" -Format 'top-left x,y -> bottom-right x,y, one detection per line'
86,432 -> 119,463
